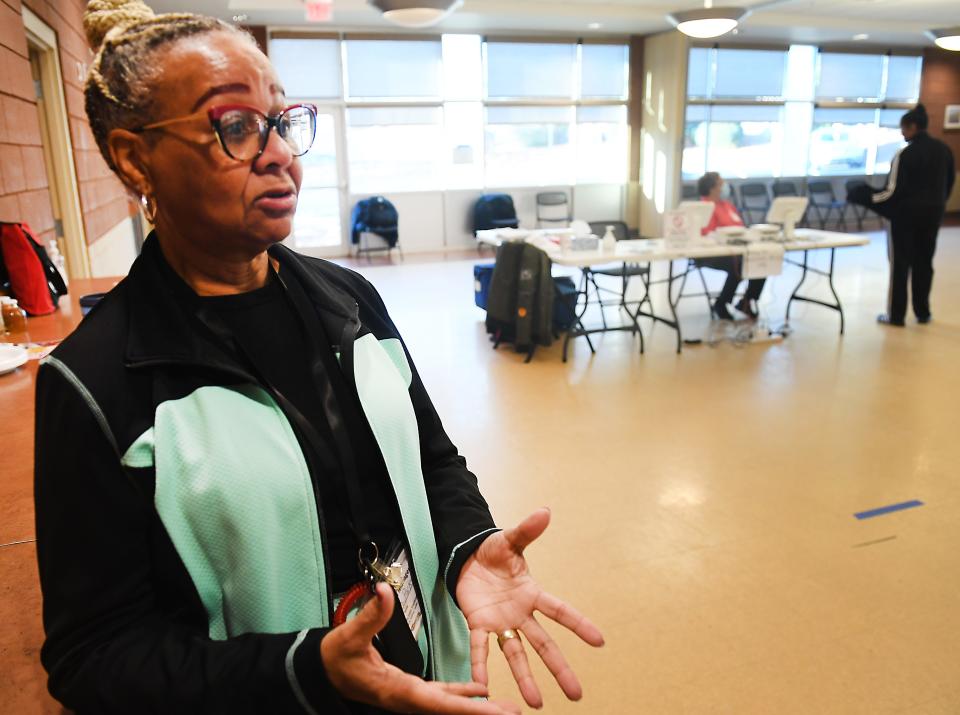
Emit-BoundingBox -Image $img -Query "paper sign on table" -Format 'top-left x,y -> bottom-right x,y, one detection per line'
743,243 -> 785,278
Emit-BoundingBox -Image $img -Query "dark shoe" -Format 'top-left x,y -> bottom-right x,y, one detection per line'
917,315 -> 932,324
877,314 -> 905,327
713,302 -> 734,320
736,298 -> 758,319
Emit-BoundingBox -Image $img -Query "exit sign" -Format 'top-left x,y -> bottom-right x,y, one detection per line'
304,1 -> 333,22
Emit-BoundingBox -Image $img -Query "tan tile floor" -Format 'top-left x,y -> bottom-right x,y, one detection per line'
3,226 -> 958,713
346,227 -> 960,714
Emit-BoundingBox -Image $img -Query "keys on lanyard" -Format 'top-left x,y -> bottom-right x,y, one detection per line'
360,542 -> 403,592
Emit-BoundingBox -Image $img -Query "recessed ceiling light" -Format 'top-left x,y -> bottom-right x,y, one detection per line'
853,33 -> 869,41
232,14 -> 248,23
588,22 -> 602,30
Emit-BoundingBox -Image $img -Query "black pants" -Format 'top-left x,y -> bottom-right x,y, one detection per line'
888,212 -> 941,322
695,256 -> 765,306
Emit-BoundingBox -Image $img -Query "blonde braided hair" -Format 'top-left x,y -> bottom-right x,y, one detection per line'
82,0 -> 255,171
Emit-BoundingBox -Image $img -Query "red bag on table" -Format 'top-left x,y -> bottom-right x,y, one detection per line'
0,222 -> 68,315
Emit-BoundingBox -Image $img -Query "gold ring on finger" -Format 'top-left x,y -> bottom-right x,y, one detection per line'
497,629 -> 521,650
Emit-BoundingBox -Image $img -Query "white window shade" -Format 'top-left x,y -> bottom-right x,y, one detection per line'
270,39 -> 341,99
345,39 -> 442,99
348,106 -> 442,126
577,105 -> 626,124
813,107 -> 876,124
580,44 -> 628,99
486,105 -> 574,124
711,104 -> 782,123
885,56 -> 922,102
817,53 -> 883,101
687,47 -> 710,98
486,42 -> 576,99
714,49 -> 786,98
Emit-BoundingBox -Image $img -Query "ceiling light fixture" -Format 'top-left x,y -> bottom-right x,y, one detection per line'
667,1 -> 748,39
926,26 -> 960,51
588,22 -> 603,30
852,33 -> 869,41
368,0 -> 463,28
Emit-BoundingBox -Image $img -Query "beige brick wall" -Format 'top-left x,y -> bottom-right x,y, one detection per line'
0,0 -> 132,249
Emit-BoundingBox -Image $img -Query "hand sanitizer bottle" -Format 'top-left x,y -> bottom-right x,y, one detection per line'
602,225 -> 617,253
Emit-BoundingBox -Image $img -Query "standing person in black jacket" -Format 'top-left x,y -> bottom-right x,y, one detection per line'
32,2 -> 604,713
869,104 -> 955,326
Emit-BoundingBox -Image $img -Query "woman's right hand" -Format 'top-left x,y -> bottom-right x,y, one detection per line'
320,583 -> 520,714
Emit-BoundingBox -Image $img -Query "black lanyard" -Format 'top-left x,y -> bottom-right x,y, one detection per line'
193,264 -> 377,564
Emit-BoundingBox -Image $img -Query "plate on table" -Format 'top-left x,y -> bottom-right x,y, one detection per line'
717,226 -> 746,239
498,228 -> 529,241
0,345 -> 28,375
751,223 -> 781,236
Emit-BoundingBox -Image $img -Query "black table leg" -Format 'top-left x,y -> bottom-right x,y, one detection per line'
785,247 -> 845,335
632,259 -> 684,354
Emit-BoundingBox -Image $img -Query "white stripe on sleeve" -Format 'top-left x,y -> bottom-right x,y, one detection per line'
873,148 -> 902,204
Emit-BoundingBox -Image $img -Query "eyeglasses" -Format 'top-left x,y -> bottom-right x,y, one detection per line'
135,103 -> 318,162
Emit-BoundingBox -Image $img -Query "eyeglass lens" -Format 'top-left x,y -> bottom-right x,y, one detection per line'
218,106 -> 317,161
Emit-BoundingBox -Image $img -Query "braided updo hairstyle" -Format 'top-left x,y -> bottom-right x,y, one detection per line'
83,0 -> 255,173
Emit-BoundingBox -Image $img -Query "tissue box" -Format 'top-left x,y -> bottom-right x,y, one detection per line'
570,236 -> 599,251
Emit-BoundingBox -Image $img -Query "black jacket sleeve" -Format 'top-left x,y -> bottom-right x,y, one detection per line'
34,362 -> 348,715
946,145 -> 956,201
359,280 -> 499,600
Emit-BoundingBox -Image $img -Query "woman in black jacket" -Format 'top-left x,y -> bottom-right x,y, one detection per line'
33,2 -> 602,713
863,104 -> 955,326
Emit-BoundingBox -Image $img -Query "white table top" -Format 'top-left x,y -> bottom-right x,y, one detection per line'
476,228 -> 869,268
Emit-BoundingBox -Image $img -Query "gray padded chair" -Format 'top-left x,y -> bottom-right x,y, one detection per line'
807,180 -> 847,231
535,191 -> 572,226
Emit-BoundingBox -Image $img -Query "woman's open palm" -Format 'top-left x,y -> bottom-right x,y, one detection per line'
455,508 -> 605,709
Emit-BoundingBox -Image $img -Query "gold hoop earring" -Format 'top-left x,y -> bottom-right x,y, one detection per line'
140,193 -> 158,224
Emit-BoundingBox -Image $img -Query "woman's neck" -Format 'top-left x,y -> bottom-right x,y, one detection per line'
155,227 -> 274,297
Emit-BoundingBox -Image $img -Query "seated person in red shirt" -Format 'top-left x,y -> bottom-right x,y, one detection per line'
694,172 -> 765,320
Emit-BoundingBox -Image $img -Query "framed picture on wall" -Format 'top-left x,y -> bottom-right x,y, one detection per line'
945,105 -> 960,130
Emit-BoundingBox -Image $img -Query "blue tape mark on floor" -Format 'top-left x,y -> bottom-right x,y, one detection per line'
854,500 -> 924,520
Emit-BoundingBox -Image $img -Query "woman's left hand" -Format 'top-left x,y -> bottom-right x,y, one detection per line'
455,508 -> 605,709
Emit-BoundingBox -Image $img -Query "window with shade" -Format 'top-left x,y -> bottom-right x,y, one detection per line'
346,107 -> 445,192
342,39 -> 444,192
269,38 -> 342,99
343,39 -> 442,100
483,40 -> 628,186
685,45 -> 922,180
809,108 -> 875,176
269,34 -> 629,193
683,104 -> 783,179
485,41 -> 577,99
484,106 -> 574,187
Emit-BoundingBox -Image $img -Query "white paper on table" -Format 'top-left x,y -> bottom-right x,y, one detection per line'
742,242 -> 785,278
